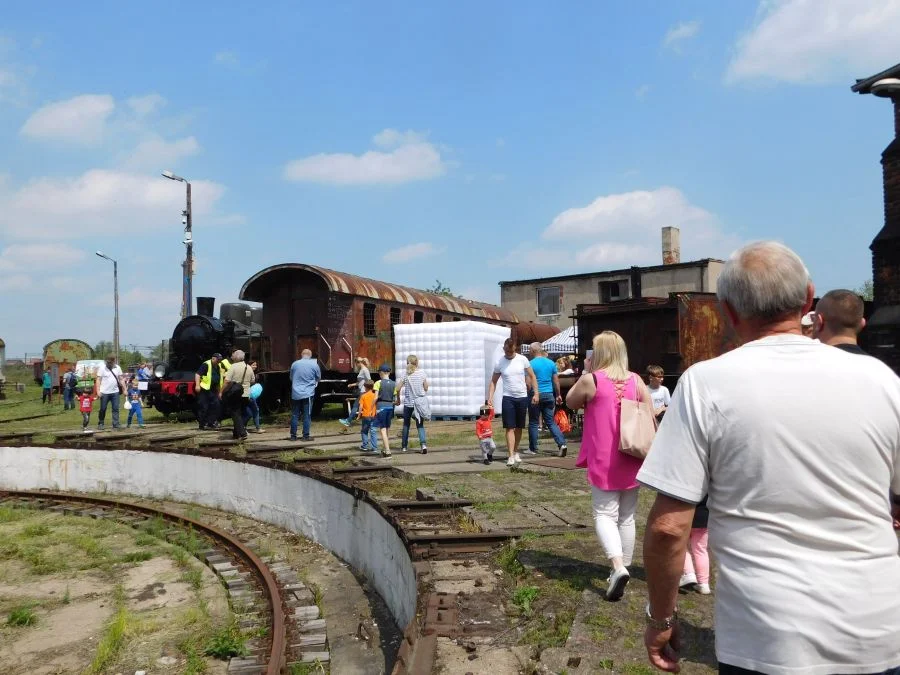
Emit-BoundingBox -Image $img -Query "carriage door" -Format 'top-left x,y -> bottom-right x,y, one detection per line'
292,297 -> 326,367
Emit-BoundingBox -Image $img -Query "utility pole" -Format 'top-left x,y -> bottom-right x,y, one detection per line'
162,170 -> 193,318
96,251 -> 120,366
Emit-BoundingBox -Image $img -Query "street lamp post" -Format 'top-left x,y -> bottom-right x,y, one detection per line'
95,251 -> 119,366
162,170 -> 193,318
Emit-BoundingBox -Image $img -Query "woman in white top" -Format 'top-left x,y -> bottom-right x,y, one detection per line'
396,355 -> 430,454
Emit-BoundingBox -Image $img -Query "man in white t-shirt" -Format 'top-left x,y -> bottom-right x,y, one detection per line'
487,338 -> 538,466
93,355 -> 124,431
637,241 -> 900,675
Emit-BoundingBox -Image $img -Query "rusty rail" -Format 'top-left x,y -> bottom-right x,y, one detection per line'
2,489 -> 286,675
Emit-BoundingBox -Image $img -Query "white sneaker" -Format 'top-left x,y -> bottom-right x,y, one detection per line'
506,455 -> 516,467
679,572 -> 698,589
513,453 -> 522,464
606,567 -> 630,601
697,583 -> 711,595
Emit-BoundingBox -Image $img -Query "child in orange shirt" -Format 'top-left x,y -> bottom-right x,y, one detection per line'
356,380 -> 378,452
476,403 -> 496,465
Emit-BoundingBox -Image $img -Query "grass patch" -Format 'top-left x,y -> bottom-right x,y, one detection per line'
363,475 -> 434,500
120,550 -> 154,563
87,586 -> 130,674
62,585 -> 71,605
496,541 -> 525,577
520,608 -> 575,650
511,585 -> 539,616
6,604 -> 38,627
204,624 -> 247,659
21,523 -> 51,537
457,512 -> 481,533
134,533 -> 156,547
0,506 -> 28,523
171,546 -> 191,568
140,515 -> 168,538
474,497 -> 521,514
181,566 -> 204,591
20,546 -> 67,574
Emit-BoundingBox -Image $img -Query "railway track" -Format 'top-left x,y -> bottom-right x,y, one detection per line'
0,490 -> 294,675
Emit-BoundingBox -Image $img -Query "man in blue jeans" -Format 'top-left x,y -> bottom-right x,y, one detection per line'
289,349 -> 321,441
525,342 -> 568,457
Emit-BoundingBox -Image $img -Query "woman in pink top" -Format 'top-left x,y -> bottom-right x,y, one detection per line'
566,330 -> 652,601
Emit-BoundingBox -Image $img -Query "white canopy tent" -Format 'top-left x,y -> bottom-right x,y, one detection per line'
541,325 -> 577,355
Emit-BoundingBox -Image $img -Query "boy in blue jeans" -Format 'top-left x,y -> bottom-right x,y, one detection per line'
357,380 -> 378,452
126,381 -> 144,428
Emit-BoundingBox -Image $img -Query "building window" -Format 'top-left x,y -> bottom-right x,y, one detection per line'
435,314 -> 443,323
390,307 -> 401,326
599,280 -> 630,303
536,287 -> 561,316
414,311 -> 424,324
363,303 -> 376,337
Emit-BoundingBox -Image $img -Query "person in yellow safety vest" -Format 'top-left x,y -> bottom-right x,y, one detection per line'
194,353 -> 228,430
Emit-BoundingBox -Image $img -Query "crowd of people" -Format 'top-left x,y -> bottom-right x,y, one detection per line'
558,241 -> 899,674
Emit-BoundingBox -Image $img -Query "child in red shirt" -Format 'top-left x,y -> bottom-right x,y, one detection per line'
476,403 -> 496,465
78,390 -> 95,432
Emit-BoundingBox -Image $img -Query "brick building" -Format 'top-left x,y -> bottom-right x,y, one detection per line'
852,63 -> 900,372
499,227 -> 724,327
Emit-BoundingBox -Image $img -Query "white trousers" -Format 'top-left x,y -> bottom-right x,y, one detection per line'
591,486 -> 639,566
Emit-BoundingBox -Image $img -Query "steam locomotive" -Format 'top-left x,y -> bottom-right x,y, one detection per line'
148,263 -> 559,418
146,298 -> 263,415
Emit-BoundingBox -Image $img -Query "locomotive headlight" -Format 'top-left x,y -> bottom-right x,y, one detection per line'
154,363 -> 168,379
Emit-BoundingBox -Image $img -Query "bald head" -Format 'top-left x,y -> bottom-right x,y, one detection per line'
814,290 -> 865,345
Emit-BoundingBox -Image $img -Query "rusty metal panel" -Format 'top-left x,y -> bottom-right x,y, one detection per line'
42,339 -> 93,367
676,294 -> 738,368
240,263 -> 519,322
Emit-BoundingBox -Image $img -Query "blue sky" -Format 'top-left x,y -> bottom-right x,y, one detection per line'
1,0 -> 898,356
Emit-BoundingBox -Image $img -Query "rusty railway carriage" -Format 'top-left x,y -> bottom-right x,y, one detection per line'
32,339 -> 94,391
149,263 -> 557,417
238,263 -> 558,413
574,292 -> 738,391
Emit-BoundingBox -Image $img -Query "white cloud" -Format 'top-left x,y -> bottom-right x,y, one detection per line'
545,187 -> 714,238
372,129 -> 428,148
635,84 -> 650,99
120,287 -> 182,309
284,129 -> 447,185
0,169 -> 227,239
663,20 -> 701,50
127,93 -> 166,118
214,50 -> 239,66
727,0 -> 900,84
20,94 -> 115,145
124,135 -> 200,170
0,274 -> 31,291
0,242 -> 86,268
497,187 -> 740,272
382,242 -> 441,263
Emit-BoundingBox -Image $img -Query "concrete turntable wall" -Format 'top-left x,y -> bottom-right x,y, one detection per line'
0,447 -> 416,629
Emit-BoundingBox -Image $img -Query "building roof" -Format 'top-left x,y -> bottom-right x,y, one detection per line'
851,63 -> 900,94
498,258 -> 724,287
240,263 -> 520,322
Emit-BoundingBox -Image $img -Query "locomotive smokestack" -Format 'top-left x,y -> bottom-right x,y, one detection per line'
196,297 -> 215,318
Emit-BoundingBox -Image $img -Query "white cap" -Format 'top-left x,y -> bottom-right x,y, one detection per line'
800,311 -> 815,327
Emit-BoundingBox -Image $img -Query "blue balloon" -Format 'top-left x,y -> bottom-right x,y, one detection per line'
249,383 -> 263,400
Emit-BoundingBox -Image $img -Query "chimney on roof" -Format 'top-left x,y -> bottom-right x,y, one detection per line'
662,227 -> 681,265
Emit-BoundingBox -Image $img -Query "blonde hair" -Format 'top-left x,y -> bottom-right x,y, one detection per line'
357,357 -> 370,369
555,356 -> 569,371
591,331 -> 629,381
406,354 -> 419,375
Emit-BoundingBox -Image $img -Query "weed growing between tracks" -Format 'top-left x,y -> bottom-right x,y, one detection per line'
0,506 -> 235,673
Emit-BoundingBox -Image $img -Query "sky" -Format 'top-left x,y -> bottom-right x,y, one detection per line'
1,0 -> 899,357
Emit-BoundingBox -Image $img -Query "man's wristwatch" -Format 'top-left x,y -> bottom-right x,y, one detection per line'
645,603 -> 677,630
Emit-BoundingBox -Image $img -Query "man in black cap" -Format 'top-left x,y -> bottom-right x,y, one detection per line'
195,353 -> 226,429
